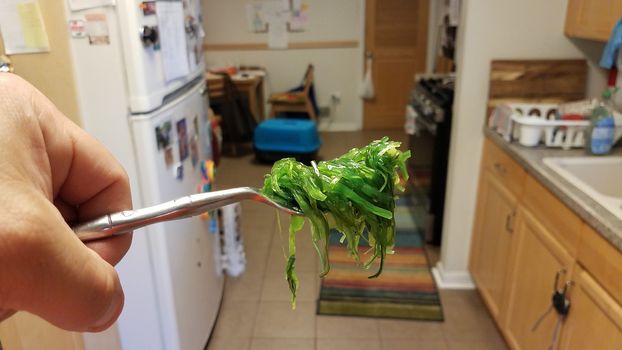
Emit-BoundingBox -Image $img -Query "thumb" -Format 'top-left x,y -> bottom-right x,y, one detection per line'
2,191 -> 124,332
38,243 -> 125,332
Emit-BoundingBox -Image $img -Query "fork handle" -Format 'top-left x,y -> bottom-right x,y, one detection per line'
73,195 -> 196,241
73,187 -> 258,242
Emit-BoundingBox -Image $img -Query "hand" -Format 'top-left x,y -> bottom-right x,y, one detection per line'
0,74 -> 132,332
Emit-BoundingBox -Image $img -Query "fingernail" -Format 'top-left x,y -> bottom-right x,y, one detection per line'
88,290 -> 123,332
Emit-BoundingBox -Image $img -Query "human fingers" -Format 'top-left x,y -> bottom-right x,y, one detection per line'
4,73 -> 133,265
0,74 -> 129,330
54,197 -> 131,266
50,119 -> 133,265
0,186 -> 124,332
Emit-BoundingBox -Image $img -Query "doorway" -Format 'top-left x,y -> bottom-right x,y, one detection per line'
362,0 -> 429,130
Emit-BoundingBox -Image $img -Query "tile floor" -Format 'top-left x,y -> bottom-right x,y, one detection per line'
207,130 -> 507,350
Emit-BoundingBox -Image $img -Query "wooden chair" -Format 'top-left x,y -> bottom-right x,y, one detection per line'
205,72 -> 225,99
268,64 -> 317,121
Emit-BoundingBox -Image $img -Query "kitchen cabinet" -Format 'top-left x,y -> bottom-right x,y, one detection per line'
501,207 -> 574,350
565,0 -> 622,41
469,140 -> 524,323
557,267 -> 622,350
470,135 -> 622,349
576,224 -> 622,306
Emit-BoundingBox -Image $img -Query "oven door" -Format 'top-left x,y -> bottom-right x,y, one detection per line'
408,103 -> 437,170
407,98 -> 451,245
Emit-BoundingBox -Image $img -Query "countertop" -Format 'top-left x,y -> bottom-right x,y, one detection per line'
484,128 -> 622,251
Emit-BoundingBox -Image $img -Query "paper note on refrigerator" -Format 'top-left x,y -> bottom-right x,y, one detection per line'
85,13 -> 110,45
68,0 -> 114,11
0,0 -> 49,54
156,1 -> 190,82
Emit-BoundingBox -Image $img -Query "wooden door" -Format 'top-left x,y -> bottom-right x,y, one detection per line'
565,0 -> 622,41
557,267 -> 622,349
502,208 -> 574,350
469,170 -> 517,323
363,0 -> 428,129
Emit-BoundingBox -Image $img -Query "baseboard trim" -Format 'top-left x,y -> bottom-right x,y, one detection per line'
432,261 -> 475,289
317,121 -> 360,132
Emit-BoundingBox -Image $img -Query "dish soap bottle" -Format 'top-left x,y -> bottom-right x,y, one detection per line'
587,91 -> 616,155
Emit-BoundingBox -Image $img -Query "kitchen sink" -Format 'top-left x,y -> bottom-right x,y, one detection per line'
543,157 -> 622,220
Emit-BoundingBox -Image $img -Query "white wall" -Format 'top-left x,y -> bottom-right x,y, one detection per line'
202,0 -> 364,131
435,0 -> 607,288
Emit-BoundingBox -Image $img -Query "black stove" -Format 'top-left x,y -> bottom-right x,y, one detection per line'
408,74 -> 455,245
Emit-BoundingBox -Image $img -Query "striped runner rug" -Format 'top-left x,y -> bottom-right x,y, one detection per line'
316,193 -> 444,321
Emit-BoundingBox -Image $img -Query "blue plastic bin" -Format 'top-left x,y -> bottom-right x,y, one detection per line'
254,119 -> 321,163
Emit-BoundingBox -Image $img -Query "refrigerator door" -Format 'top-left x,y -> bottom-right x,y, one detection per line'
116,80 -> 223,350
116,0 -> 205,113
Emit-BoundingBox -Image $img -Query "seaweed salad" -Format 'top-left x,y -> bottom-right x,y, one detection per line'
261,137 -> 411,306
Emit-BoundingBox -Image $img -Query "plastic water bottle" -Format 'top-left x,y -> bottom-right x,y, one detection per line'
586,91 -> 615,155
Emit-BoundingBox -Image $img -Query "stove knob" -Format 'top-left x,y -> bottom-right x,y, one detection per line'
140,26 -> 159,46
423,100 -> 433,115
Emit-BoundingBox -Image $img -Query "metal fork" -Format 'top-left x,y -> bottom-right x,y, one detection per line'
73,187 -> 302,242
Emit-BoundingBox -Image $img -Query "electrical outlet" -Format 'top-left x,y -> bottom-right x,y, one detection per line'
330,91 -> 342,102
318,106 -> 331,118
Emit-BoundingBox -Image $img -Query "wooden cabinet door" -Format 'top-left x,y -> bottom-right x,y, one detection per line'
558,267 -> 622,350
469,169 -> 517,323
502,207 -> 574,350
565,0 -> 622,41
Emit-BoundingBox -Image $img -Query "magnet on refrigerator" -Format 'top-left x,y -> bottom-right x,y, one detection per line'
176,118 -> 188,160
155,120 -> 172,150
190,137 -> 199,168
164,146 -> 174,168
175,162 -> 184,180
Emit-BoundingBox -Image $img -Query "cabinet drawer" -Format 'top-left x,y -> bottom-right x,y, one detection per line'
578,224 -> 622,306
481,139 -> 525,197
522,176 -> 581,256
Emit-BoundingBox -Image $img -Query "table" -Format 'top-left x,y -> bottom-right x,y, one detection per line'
205,71 -> 265,121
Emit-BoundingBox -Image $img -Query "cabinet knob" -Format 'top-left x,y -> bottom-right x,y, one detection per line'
140,26 -> 159,47
493,162 -> 506,174
553,269 -> 567,291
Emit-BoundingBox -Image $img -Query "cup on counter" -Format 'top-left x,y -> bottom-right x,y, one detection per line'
519,124 -> 542,146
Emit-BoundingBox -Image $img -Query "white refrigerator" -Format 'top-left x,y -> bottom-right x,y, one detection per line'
62,1 -> 224,350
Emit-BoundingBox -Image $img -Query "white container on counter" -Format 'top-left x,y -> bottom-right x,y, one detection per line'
515,116 -> 545,146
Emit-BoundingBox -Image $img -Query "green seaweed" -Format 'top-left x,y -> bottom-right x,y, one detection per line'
260,137 -> 410,306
